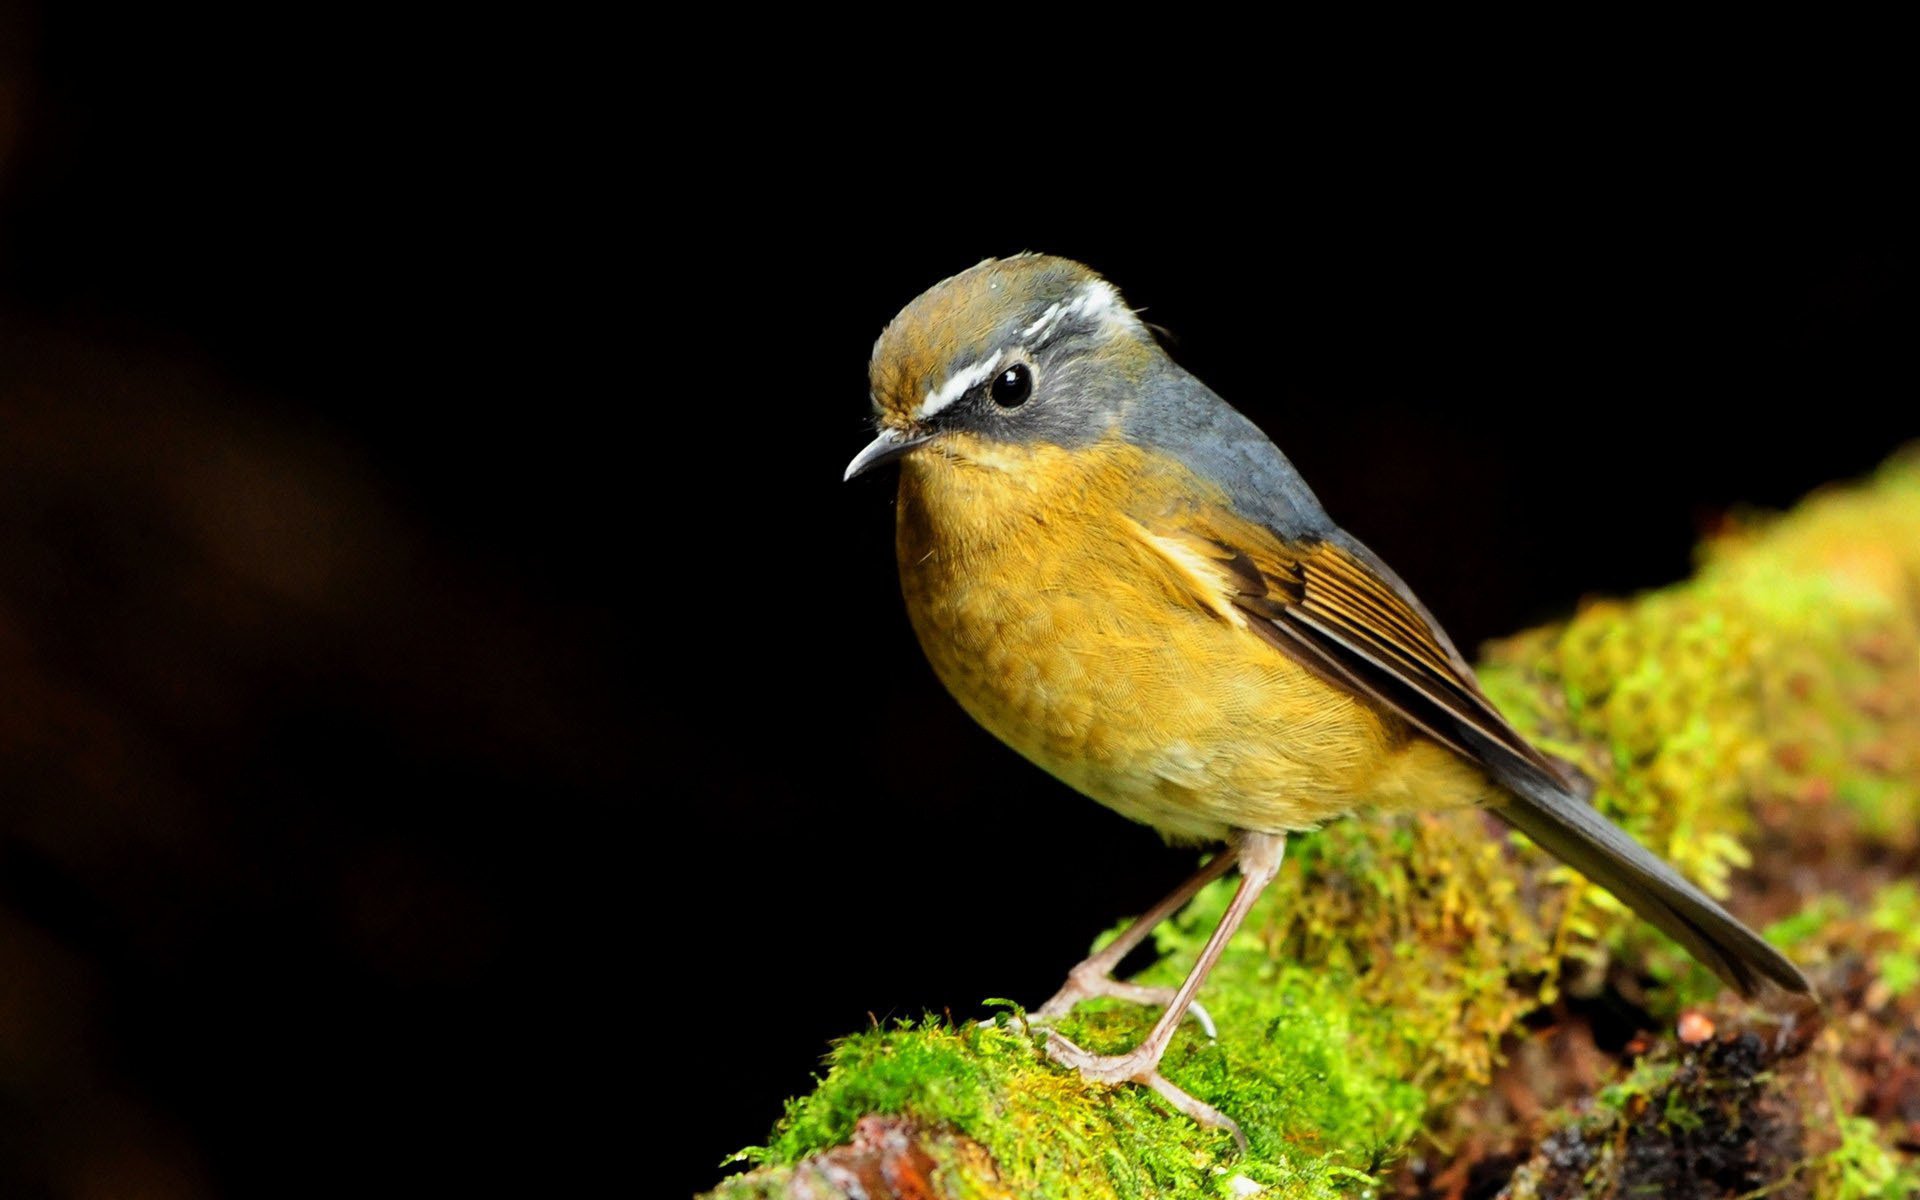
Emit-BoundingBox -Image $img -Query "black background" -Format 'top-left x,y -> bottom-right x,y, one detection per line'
0,10 -> 1912,1197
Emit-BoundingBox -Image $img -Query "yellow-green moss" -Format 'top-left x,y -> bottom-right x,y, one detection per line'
723,1010 -> 1388,1198
1478,449 -> 1920,1011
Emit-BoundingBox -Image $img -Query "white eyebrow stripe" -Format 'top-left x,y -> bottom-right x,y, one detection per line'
1072,280 -> 1125,324
1018,280 -> 1130,345
1020,302 -> 1063,338
916,349 -> 1002,419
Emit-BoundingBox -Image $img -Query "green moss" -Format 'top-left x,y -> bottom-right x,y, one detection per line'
1765,895 -> 1852,955
1869,884 -> 1920,998
1772,880 -> 1920,1002
720,805 -> 1553,1196
1815,1113 -> 1920,1200
1790,880 -> 1920,1200
732,1012 -> 1386,1198
719,810 -> 1549,1197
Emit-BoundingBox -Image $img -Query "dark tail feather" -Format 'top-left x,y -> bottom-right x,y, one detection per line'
1490,768 -> 1812,998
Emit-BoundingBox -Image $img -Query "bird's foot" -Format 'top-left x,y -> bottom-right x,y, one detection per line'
1044,1031 -> 1247,1151
1029,964 -> 1217,1038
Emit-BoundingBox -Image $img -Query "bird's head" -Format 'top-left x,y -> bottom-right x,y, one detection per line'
846,254 -> 1159,481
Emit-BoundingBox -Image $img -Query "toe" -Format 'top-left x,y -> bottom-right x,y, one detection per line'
1145,1074 -> 1248,1153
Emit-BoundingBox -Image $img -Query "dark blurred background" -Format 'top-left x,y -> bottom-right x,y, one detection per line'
0,9 -> 1912,1196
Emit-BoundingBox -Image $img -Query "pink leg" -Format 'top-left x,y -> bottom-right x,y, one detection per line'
1045,832 -> 1287,1150
1031,851 -> 1236,1035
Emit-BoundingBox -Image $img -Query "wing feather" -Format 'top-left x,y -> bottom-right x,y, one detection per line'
1138,505 -> 1575,789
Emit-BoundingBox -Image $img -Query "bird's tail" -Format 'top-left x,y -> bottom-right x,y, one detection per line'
1489,766 -> 1811,998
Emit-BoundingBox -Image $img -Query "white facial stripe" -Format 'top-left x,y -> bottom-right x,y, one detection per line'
916,349 -> 1002,419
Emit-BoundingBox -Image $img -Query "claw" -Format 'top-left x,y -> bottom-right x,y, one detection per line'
1185,998 -> 1217,1040
1044,1031 -> 1247,1152
1144,1072 -> 1247,1152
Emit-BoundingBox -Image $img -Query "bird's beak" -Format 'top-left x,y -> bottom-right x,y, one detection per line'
843,428 -> 931,482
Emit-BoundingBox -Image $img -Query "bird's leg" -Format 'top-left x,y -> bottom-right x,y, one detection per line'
1045,832 -> 1286,1150
1030,850 -> 1237,1037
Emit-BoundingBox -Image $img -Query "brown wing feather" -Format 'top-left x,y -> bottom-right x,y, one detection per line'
1154,506 -> 1573,788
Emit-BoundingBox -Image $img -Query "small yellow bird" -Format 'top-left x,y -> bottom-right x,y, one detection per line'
846,254 -> 1809,1143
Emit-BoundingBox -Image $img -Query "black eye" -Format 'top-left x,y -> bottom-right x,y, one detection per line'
990,363 -> 1032,408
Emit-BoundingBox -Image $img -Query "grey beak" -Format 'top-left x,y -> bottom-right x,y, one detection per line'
843,428 -> 931,481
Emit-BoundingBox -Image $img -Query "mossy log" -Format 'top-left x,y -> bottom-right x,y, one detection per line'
710,451 -> 1920,1200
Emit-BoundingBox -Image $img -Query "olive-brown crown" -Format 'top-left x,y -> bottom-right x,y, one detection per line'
867,254 -> 1139,428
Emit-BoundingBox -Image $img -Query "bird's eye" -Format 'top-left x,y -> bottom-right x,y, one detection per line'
990,364 -> 1032,408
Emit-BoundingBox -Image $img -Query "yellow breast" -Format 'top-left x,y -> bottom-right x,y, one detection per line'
893,435 -> 1472,843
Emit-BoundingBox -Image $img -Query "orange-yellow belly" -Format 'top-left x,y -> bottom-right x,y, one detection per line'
893,442 -> 1490,844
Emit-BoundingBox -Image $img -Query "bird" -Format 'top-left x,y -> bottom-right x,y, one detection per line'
844,253 -> 1811,1145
